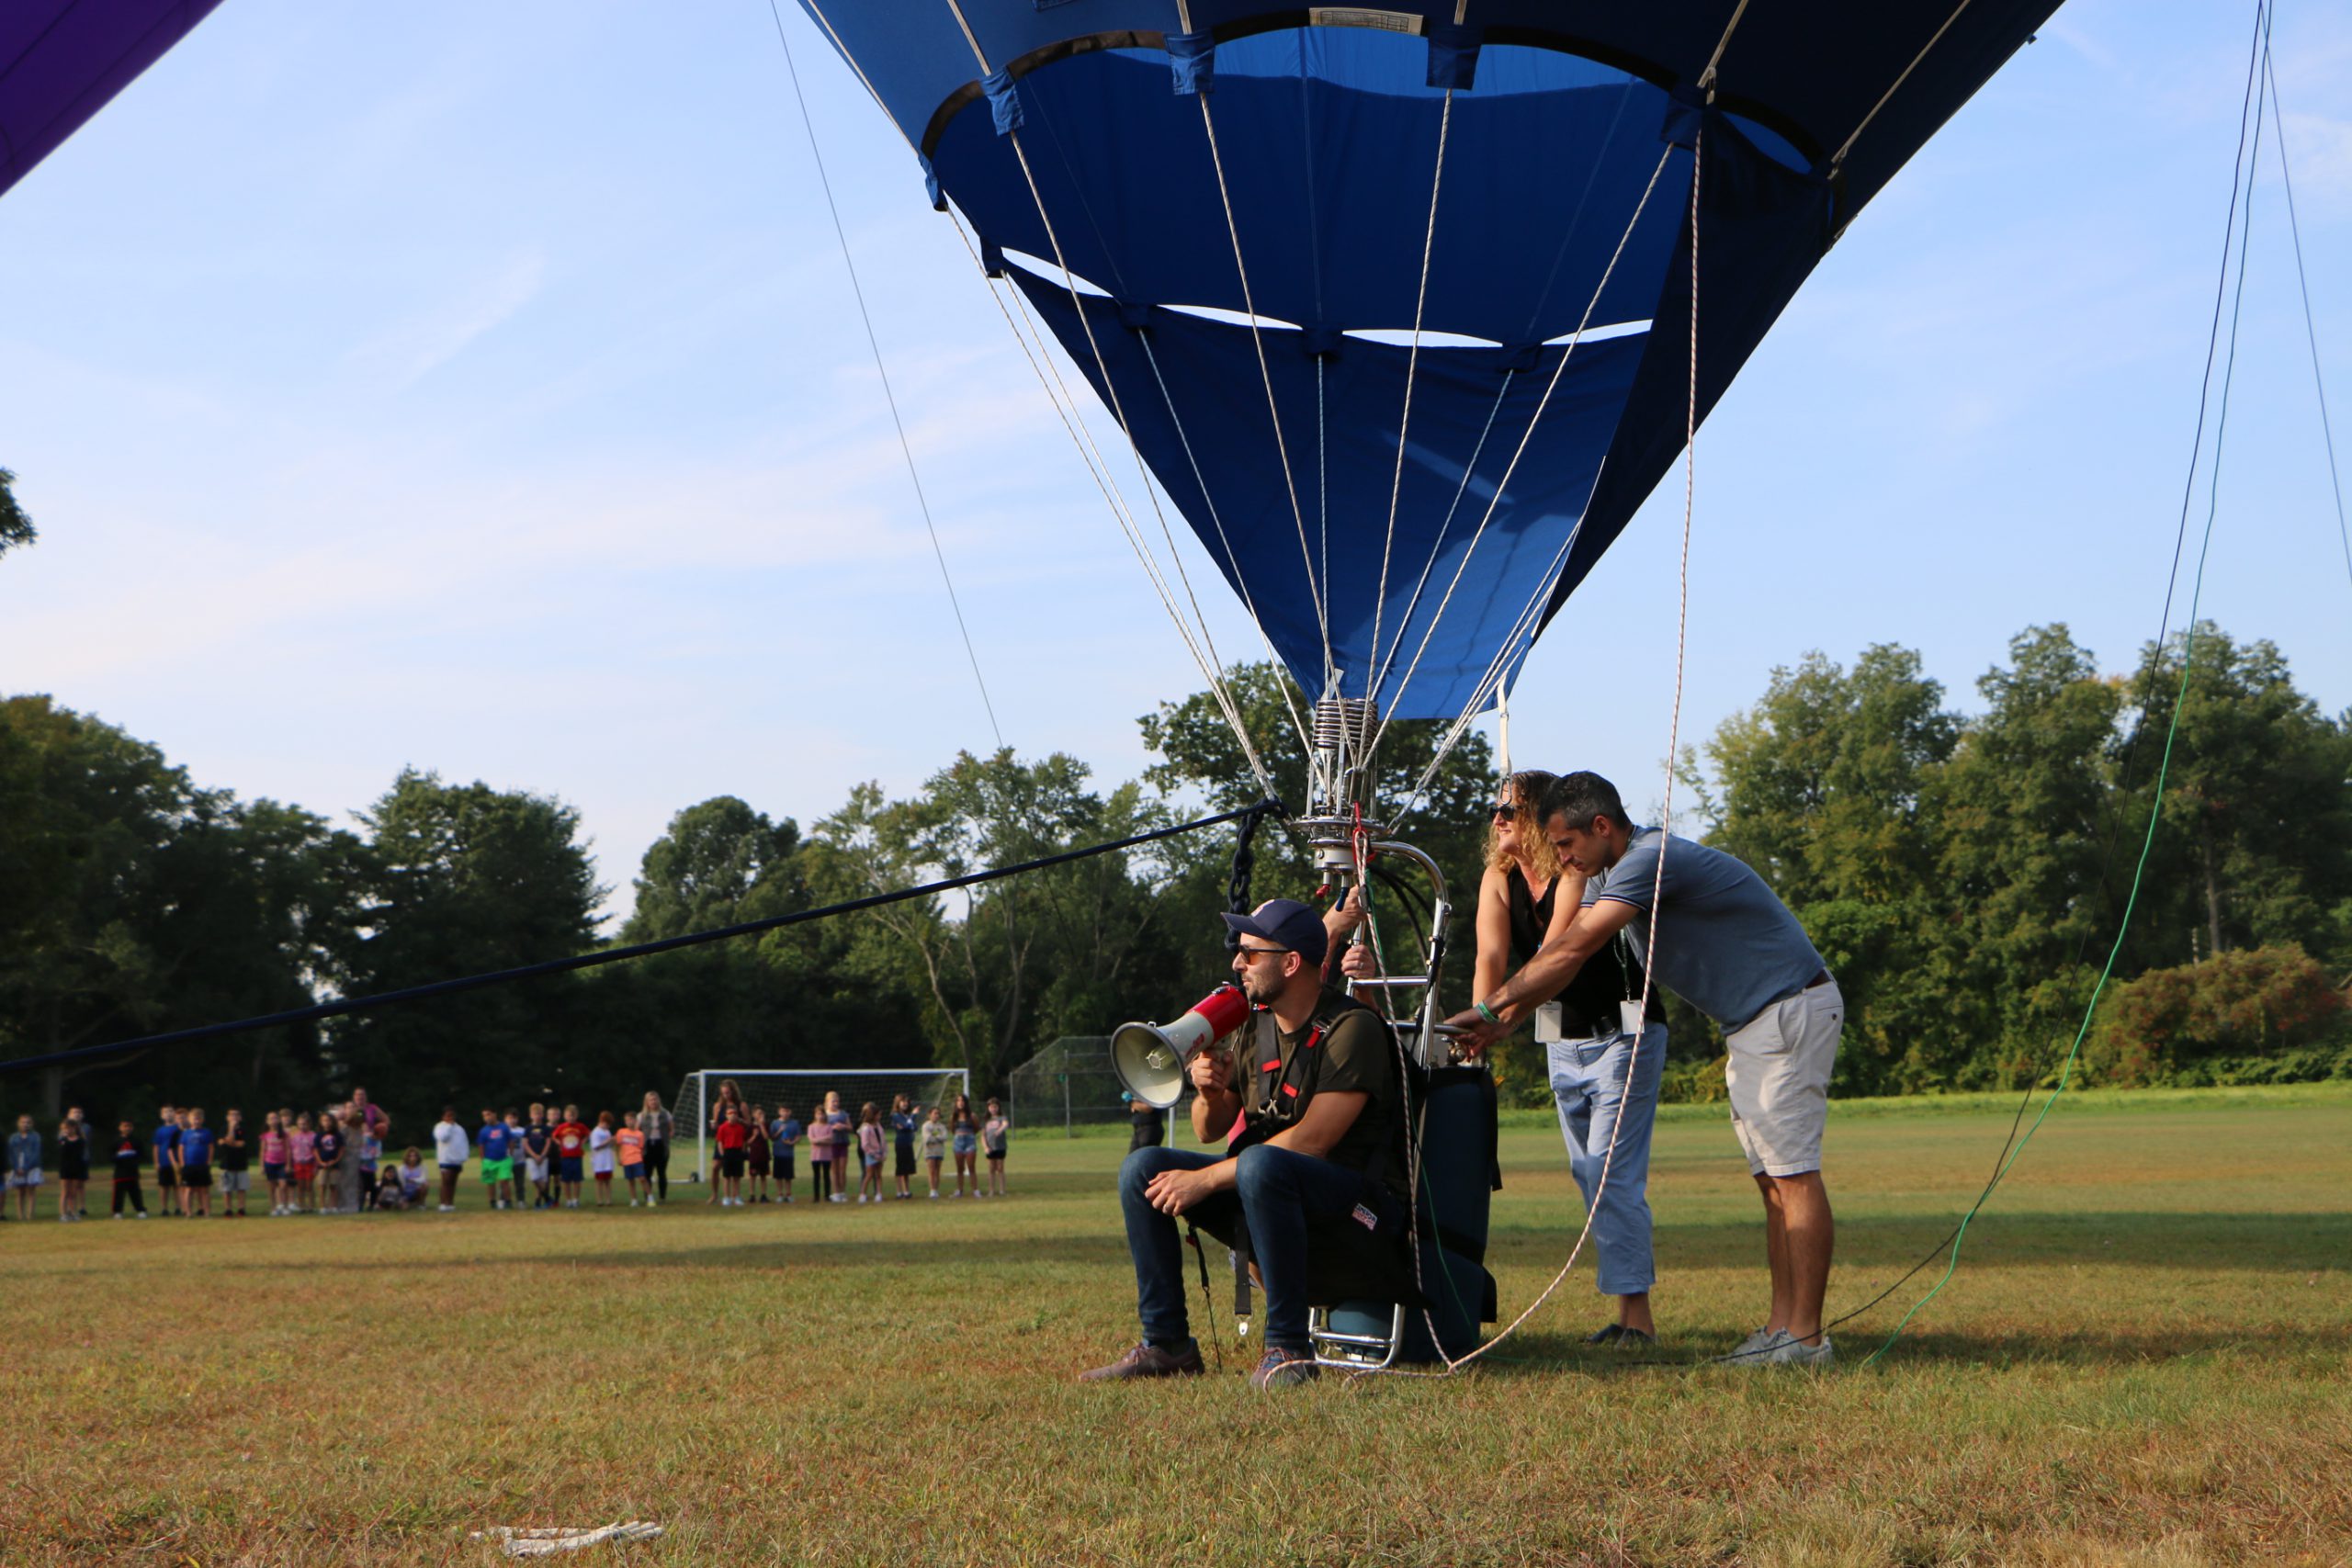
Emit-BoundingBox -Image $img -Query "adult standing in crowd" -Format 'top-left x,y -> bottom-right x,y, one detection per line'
432,1107 -> 469,1213
1449,772 -> 1843,1368
638,1091 -> 673,1203
350,1088 -> 390,1144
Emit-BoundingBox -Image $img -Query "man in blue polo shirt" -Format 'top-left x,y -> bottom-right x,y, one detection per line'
1450,771 -> 1844,1368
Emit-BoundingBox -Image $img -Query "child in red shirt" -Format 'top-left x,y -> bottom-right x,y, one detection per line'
713,1104 -> 750,1207
552,1107 -> 590,1210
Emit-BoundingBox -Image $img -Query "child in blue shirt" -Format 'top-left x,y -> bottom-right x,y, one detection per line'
772,1106 -> 803,1204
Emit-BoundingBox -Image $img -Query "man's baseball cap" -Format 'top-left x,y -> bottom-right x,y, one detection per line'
1220,897 -> 1329,966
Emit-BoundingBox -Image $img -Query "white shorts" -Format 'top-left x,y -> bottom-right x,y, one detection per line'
1724,978 -> 1843,1177
526,1158 -> 548,1181
7,1170 -> 40,1189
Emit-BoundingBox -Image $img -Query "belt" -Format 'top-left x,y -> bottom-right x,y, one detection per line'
1804,969 -> 1832,990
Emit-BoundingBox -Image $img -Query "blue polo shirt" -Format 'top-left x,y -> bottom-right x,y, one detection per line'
178,1126 -> 215,1168
1584,827 -> 1824,1031
153,1122 -> 180,1171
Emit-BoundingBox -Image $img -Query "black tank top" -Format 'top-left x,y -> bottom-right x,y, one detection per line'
1503,863 -> 1663,1033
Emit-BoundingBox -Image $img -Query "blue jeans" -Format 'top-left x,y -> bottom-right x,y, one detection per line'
1118,1142 -> 1396,1355
1547,1022 -> 1667,1297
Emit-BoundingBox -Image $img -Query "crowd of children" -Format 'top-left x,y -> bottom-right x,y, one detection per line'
698,1084 -> 1011,1206
4,1084 -> 1017,1219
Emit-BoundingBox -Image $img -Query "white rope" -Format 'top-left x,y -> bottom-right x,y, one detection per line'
1137,331 -> 1320,760
1365,86 -> 1457,711
1195,92 -> 1334,677
1365,141 -> 1677,759
1358,124 -> 1706,1382
1828,0 -> 1973,171
1365,368 -> 1520,702
932,3 -> 1281,797
947,212 -> 1277,795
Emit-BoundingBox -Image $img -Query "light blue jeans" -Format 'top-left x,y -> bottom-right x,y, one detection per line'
1547,1021 -> 1668,1297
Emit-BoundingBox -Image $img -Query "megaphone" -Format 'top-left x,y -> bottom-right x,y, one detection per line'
1110,984 -> 1252,1110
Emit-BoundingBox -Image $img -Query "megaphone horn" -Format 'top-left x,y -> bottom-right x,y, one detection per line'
1110,984 -> 1252,1111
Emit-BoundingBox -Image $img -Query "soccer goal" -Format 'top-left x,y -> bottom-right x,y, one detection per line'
670,1067 -> 969,1182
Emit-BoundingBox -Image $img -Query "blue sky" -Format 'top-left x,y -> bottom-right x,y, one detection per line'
3,0 -> 2346,925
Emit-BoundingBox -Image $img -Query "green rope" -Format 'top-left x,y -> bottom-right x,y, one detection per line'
1860,51 -> 2264,1366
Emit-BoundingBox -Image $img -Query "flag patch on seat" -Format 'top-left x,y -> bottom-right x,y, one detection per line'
1351,1204 -> 1379,1232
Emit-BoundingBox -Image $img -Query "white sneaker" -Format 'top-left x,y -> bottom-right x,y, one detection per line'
629,1199 -> 639,1208
439,1204 -> 456,1213
928,1191 -> 939,1200
1721,1327 -> 1790,1366
1763,1334 -> 1836,1369
113,1212 -> 125,1220
831,1194 -> 846,1203
136,1211 -> 150,1220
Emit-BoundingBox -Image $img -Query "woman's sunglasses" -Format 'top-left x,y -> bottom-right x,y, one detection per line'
1490,803 -> 1518,822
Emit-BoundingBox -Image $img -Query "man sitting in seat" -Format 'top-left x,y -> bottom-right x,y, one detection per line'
1080,898 -> 1406,1390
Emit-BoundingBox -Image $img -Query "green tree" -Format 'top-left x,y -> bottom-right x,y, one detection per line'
333,769 -> 605,1129
0,696 -> 356,1115
807,752 -> 1191,1090
1700,646 -> 1960,1091
0,468 -> 33,558
1933,626 -> 2126,1086
2120,624 -> 2352,970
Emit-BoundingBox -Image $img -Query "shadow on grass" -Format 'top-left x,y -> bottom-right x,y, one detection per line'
1492,1211 -> 2352,1273
1439,1320 -> 2352,1376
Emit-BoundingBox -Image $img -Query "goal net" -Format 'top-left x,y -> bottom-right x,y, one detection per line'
1008,1035 -> 1165,1137
671,1067 -> 968,1181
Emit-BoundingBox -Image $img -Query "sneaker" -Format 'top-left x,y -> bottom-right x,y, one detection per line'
113,1213 -> 125,1220
135,1211 -> 149,1220
1584,1323 -> 1657,1348
439,1204 -> 456,1213
1077,1340 -> 1206,1382
1720,1326 -> 1789,1365
629,1199 -> 639,1208
928,1191 -> 939,1200
831,1194 -> 846,1203
1763,1334 -> 1836,1370
1249,1347 -> 1320,1391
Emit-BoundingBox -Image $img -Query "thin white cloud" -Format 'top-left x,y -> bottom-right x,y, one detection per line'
344,249 -> 546,389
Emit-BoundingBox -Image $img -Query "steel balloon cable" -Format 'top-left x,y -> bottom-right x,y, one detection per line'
1854,6 -> 2272,1368
1362,141 -> 1677,764
1363,85 -> 1458,717
942,214 -> 1284,797
764,0 -> 1003,749
1575,0 -> 2293,1376
1191,90 -> 1335,678
0,800 -> 1283,1079
1134,330 -> 1323,761
930,1 -> 1285,800
2258,28 -> 2352,595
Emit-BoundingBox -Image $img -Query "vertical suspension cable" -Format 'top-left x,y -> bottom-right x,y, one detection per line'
765,0 -> 1004,747
2258,34 -> 2352,592
1366,86 -> 1457,712
1194,92 -> 1334,674
933,4 -> 1279,796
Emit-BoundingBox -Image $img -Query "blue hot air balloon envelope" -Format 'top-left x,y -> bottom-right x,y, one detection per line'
798,1 -> 2058,721
0,0 -> 227,200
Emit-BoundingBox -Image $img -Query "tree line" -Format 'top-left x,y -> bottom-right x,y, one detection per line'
3,621 -> 2346,1134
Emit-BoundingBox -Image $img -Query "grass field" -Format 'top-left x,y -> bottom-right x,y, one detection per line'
6,1084 -> 2348,1566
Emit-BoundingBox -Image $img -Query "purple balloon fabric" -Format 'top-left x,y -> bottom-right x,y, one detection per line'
0,0 -> 226,200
